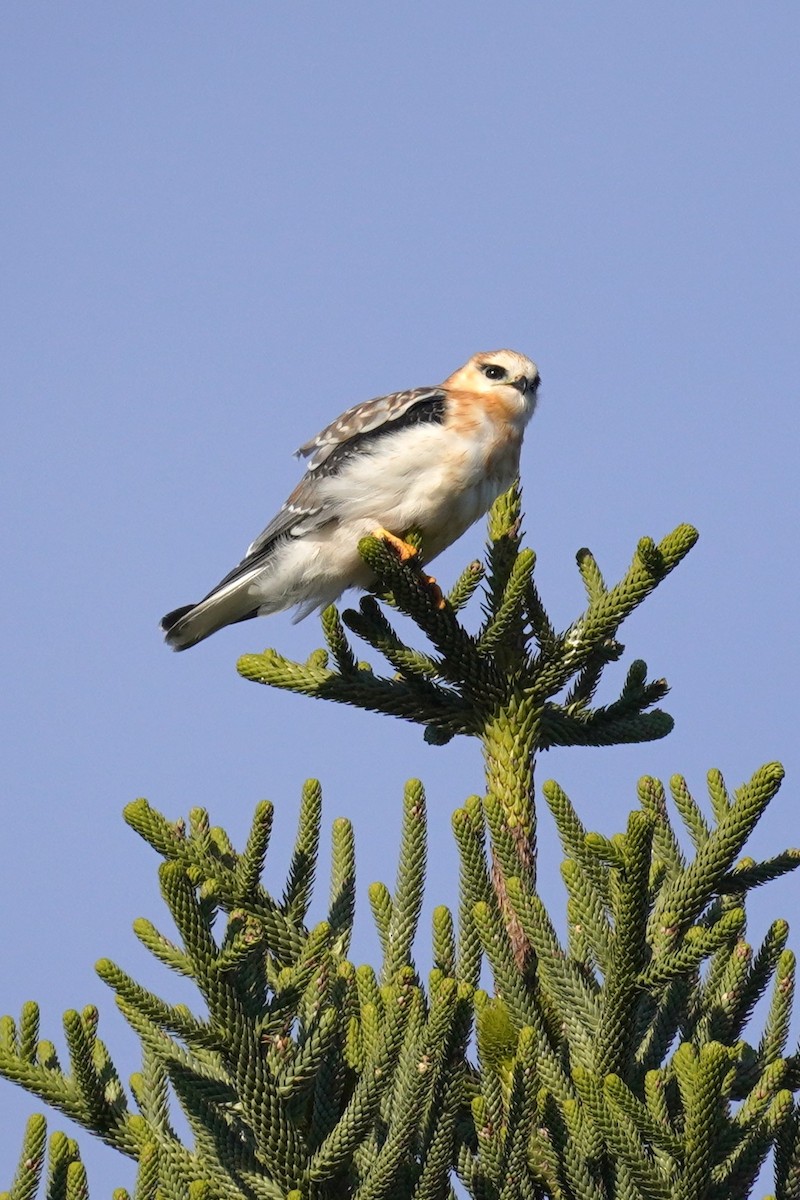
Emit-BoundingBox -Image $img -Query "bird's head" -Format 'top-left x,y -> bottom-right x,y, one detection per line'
445,350 -> 541,417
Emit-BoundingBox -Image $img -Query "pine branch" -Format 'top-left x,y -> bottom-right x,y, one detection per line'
3,482 -> 796,1200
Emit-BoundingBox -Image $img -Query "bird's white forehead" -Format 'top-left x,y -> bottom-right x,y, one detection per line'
471,349 -> 538,377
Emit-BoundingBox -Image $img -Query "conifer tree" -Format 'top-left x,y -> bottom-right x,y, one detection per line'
2,484 -> 798,1200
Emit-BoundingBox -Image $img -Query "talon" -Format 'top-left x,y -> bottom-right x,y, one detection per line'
423,575 -> 446,609
373,527 -> 418,562
372,528 -> 445,608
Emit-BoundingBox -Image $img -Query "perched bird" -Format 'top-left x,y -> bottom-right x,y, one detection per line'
161,349 -> 540,650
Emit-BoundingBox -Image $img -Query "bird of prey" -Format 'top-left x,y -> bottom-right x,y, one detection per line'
161,349 -> 540,650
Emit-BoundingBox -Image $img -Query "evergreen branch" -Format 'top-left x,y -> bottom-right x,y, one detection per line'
157,864 -> 221,988
697,940 -> 754,1046
97,960 -> 211,1053
342,597 -> 442,684
306,975 -> 412,1182
542,779 -> 611,907
572,1066 -> 672,1200
264,922 -> 334,1033
560,861 -> 613,973
711,1088 -> 793,1199
320,605 -> 359,675
357,980 -> 459,1200
238,647 -> 468,735
638,908 -> 745,987
308,999 -> 352,1152
447,560 -> 485,613
411,1085 -> 460,1200
673,1041 -> 733,1199
604,1074 -> 681,1161
706,769 -> 733,823
133,1044 -> 175,1138
452,801 -> 492,989
483,793 -> 534,897
0,1010 -> 142,1160
132,918 -> 195,978
355,536 -> 501,700
355,967 -> 382,1026
731,1059 -> 788,1137
773,1105 -> 800,1198
126,801 -> 305,965
328,816 -> 356,956
729,921 -> 792,1054
417,980 -> 473,1163
36,1040 -> 61,1073
63,1162 -> 88,1200
540,704 -> 674,749
115,997 -> 232,1111
484,484 -> 524,609
497,1029 -> 539,1200
505,878 -> 600,1058
653,763 -> 785,933
595,812 -> 654,1080
3,1113 -> 47,1200
19,1005 -> 40,1067
431,907 -> 456,978
132,1141 -> 158,1200
238,802 -> 276,910
237,506 -> 697,761
473,903 -> 538,1032
476,548 -> 535,657
669,776 -> 710,850
562,641 -> 624,713
47,1132 -> 83,1200
123,800 -> 187,860
718,851 -> 800,894
528,1094 -> 571,1199
638,776 -> 686,882
275,1006 -> 338,1100
757,951 -> 795,1069
368,883 -> 392,958
469,1091 -> 503,1189
576,547 -> 608,603
559,1096 -> 608,1198
383,780 -> 427,980
167,1062 -> 265,1192
534,524 -> 699,696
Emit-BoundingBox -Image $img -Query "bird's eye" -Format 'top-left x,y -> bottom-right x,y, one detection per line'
483,364 -> 507,380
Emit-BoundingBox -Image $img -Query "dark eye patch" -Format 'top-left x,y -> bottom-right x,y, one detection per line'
483,364 -> 507,380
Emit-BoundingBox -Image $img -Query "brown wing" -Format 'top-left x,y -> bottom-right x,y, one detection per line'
296,386 -> 445,469
205,387 -> 448,596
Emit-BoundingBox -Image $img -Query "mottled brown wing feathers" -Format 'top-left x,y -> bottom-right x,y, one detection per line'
211,386 -> 447,593
296,386 -> 445,468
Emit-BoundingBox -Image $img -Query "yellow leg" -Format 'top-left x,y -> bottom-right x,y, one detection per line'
372,527 -> 418,562
425,576 -> 446,609
373,528 -> 446,609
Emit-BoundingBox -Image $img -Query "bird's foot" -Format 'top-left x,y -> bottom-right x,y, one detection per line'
424,575 -> 446,609
373,528 -> 418,562
373,528 -> 446,610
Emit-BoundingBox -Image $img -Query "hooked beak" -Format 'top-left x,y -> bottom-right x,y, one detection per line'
511,373 -> 540,395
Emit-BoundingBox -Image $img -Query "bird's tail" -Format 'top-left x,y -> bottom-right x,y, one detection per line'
160,593 -> 259,651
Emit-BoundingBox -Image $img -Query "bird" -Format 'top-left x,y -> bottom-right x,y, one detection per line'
161,349 -> 540,650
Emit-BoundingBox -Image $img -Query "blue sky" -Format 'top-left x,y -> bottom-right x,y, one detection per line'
1,3 -> 798,1190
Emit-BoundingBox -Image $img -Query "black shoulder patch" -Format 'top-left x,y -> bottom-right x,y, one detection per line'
319,392 -> 447,478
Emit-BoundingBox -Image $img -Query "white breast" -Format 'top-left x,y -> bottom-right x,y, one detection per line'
313,414 -> 520,558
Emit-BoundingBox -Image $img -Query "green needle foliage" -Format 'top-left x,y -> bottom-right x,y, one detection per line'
2,483 -> 798,1199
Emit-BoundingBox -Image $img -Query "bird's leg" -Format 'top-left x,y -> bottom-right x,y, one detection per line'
372,527 -> 418,561
373,527 -> 446,610
423,576 -> 446,609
